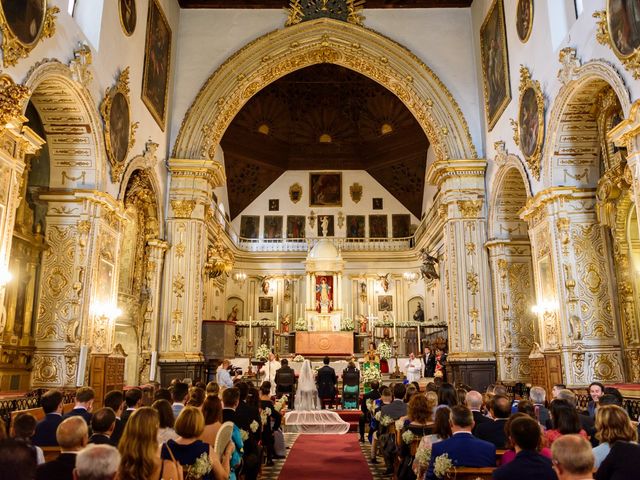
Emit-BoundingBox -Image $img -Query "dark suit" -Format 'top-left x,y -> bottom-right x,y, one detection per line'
33,413 -> 63,446
316,365 -> 337,403
471,410 -> 492,435
475,418 -> 508,449
120,408 -> 135,427
235,401 -> 262,480
88,433 -> 115,446
425,432 -> 496,480
63,407 -> 92,425
493,449 -> 557,480
36,452 -> 77,480
359,388 -> 381,439
275,365 -> 296,407
595,440 -> 640,480
381,399 -> 407,420
110,418 -> 124,446
533,404 -> 550,427
423,353 -> 436,377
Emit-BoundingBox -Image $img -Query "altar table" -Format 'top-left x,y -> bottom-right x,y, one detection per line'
295,332 -> 354,356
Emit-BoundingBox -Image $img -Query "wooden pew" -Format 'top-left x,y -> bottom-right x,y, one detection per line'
455,467 -> 496,480
41,446 -> 61,462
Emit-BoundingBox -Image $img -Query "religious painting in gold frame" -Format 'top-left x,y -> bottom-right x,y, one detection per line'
142,0 -> 172,130
595,1 -> 640,79
516,0 -> 533,43
0,0 -> 58,67
512,66 -> 544,180
309,172 -> 342,207
119,0 -> 137,37
480,0 -> 511,131
289,183 -> 302,203
100,67 -> 138,183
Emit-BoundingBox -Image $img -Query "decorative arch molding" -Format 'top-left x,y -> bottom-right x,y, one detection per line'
173,18 -> 477,163
543,55 -> 631,188
118,140 -> 165,239
21,59 -> 108,191
488,143 -> 532,240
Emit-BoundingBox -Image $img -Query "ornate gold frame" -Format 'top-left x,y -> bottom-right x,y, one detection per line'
516,0 -> 533,44
309,172 -> 342,207
594,3 -> 640,79
480,0 -> 511,131
118,0 -> 136,37
100,67 -> 138,183
0,0 -> 58,67
289,183 -> 302,203
511,66 -> 544,180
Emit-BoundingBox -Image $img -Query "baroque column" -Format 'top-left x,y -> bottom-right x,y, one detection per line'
426,159 -> 496,388
521,188 -> 624,386
159,158 -> 224,382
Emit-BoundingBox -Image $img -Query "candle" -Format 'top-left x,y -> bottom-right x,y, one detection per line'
393,315 -> 397,339
276,304 -> 280,330
249,315 -> 253,342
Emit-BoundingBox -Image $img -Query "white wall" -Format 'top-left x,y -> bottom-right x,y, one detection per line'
230,170 -> 419,239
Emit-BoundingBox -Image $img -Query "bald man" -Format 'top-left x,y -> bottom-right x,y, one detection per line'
551,434 -> 594,480
465,390 -> 491,434
36,416 -> 88,480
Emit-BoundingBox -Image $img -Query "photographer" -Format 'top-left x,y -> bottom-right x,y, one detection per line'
217,359 -> 241,388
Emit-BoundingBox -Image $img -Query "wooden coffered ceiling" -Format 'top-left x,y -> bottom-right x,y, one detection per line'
221,64 -> 429,220
178,1 -> 472,8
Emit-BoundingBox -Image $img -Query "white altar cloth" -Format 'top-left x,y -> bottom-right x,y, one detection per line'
284,410 -> 350,434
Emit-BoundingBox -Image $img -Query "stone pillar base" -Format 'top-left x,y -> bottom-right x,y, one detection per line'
448,359 -> 496,392
158,360 -> 205,387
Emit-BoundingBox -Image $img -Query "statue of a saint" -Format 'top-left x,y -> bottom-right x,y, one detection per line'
413,302 -> 424,322
358,314 -> 368,334
320,216 -> 329,237
420,248 -> 440,280
364,342 -> 380,364
315,277 -> 332,313
281,313 -> 290,333
227,304 -> 239,322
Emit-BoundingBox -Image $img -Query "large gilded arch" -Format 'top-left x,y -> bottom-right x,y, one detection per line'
173,18 -> 477,163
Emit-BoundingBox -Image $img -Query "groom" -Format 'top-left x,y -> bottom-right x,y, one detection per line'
275,358 -> 296,408
316,356 -> 337,409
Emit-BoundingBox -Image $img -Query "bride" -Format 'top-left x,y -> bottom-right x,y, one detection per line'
296,359 -> 320,411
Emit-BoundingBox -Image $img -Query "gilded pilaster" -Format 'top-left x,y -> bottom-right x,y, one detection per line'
427,160 -> 495,369
521,188 -> 624,385
159,158 -> 225,368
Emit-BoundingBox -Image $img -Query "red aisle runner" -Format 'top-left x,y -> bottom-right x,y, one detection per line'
278,433 -> 373,480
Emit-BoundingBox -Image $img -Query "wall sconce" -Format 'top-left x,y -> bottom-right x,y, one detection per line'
232,272 -> 247,287
403,272 -> 419,284
91,302 -> 122,321
0,268 -> 12,286
531,300 -> 558,314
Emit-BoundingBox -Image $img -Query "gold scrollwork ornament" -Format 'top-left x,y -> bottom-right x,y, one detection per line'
594,6 -> 640,79
511,65 -> 544,180
289,183 -> 302,203
0,74 -> 30,128
0,1 -> 59,67
100,67 -> 139,183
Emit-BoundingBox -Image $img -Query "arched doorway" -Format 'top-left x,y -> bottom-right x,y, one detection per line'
487,159 -> 536,382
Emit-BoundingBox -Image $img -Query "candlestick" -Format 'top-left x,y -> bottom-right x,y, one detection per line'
249,315 -> 253,342
276,304 -> 280,330
393,315 -> 397,339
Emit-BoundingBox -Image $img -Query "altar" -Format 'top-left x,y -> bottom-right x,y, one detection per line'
295,332 -> 354,356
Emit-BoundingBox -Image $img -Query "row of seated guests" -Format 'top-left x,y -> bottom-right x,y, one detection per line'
361,380 -> 640,480
0,378 -> 287,480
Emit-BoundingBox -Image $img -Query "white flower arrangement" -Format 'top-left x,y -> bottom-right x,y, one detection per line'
374,411 -> 381,421
395,418 -> 406,431
414,446 -> 432,467
250,420 -> 259,433
401,430 -> 416,444
434,453 -> 454,479
379,414 -> 394,427
376,342 -> 392,360
341,317 -> 354,331
240,429 -> 249,441
293,354 -> 305,362
365,398 -> 375,413
187,452 -> 212,479
255,344 -> 271,360
260,407 -> 272,426
362,365 -> 382,385
274,395 -> 288,413
294,317 -> 307,331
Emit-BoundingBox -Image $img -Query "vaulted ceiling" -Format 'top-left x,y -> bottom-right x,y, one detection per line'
178,1 -> 472,8
221,64 -> 429,219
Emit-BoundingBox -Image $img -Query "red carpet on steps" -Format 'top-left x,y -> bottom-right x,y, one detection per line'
278,434 -> 373,480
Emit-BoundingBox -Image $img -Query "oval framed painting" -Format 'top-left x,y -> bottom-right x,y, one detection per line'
119,0 -> 136,37
516,67 -> 544,179
516,0 -> 533,43
0,0 -> 46,46
606,0 -> 640,58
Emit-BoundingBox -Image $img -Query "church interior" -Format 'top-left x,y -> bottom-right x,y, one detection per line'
2,0 -> 640,478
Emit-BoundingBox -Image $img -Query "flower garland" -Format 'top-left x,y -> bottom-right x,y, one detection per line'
250,420 -> 260,433
294,317 -> 307,331
274,395 -> 288,413
414,446 -> 432,467
376,342 -> 392,360
237,320 -> 275,327
255,344 -> 271,360
362,365 -> 382,384
260,407 -> 272,426
239,429 -> 249,441
378,414 -> 394,427
341,317 -> 354,331
293,354 -> 305,362
401,430 -> 416,444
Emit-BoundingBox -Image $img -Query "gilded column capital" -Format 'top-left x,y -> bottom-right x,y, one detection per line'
426,158 -> 487,189
168,157 -> 226,190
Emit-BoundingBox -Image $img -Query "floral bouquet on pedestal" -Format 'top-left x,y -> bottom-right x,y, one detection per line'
362,364 -> 382,386
376,342 -> 392,360
295,317 -> 307,331
274,394 -> 288,413
255,343 -> 270,361
341,317 -> 354,331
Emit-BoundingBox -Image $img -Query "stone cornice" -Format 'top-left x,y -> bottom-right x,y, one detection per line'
168,157 -> 226,189
426,158 -> 487,188
520,187 -> 596,221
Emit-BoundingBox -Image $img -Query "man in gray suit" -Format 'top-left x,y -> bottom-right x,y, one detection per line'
381,383 -> 407,419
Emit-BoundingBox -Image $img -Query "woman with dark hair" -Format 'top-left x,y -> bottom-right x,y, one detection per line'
500,412 -> 551,465
260,381 -> 281,466
187,387 -> 206,409
398,395 -> 434,480
152,399 -> 178,443
436,383 -> 458,410
544,399 -> 588,446
199,395 -> 223,446
404,384 -> 418,404
412,406 -> 451,479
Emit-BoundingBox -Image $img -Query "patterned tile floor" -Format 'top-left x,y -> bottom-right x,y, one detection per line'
259,433 -> 299,480
358,434 -> 393,479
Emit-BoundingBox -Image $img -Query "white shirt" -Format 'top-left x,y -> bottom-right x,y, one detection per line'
259,360 -> 281,395
405,358 -> 422,382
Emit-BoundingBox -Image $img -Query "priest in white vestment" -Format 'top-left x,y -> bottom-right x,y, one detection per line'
404,352 -> 422,383
259,352 -> 281,396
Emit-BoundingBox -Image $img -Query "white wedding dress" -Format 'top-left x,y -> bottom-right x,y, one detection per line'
284,359 -> 350,434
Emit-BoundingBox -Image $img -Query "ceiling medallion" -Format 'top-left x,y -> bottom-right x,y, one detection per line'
289,183 -> 302,203
349,182 -> 362,203
286,0 -> 365,27
100,67 -> 139,183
